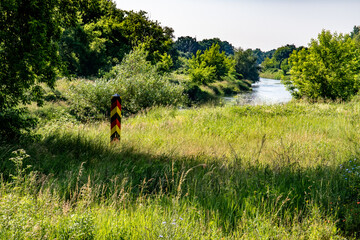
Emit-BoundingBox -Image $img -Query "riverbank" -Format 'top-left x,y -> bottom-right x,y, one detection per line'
259,69 -> 291,81
1,98 -> 360,238
174,74 -> 253,104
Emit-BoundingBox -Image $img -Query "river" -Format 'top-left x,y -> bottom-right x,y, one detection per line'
224,78 -> 292,105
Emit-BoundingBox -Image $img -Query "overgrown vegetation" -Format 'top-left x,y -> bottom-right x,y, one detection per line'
63,47 -> 184,119
1,99 -> 360,238
2,0 -> 360,238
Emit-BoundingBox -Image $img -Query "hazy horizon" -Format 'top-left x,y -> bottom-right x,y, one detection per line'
114,0 -> 360,51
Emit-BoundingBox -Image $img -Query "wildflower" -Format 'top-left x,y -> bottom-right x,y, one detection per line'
159,235 -> 164,238
357,202 -> 360,204
179,217 -> 183,221
162,221 -> 166,224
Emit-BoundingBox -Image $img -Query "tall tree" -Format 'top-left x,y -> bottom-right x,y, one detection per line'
273,44 -> 296,66
174,36 -> 200,56
59,0 -> 130,77
120,10 -> 174,64
0,0 -> 77,139
199,38 -> 235,55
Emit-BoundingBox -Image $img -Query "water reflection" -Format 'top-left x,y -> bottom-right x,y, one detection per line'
224,78 -> 292,105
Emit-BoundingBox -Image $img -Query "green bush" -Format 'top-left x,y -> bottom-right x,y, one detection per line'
64,47 -> 185,120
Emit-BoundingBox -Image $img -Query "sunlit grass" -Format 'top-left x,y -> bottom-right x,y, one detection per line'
1,99 -> 360,239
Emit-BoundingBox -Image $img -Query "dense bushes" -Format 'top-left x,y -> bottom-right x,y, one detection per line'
64,47 -> 184,120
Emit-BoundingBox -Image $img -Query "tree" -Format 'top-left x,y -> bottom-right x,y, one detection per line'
350,25 -> 360,44
285,30 -> 360,101
199,38 -> 235,56
59,0 -> 130,77
120,10 -> 174,64
261,57 -> 280,71
188,44 -> 234,84
273,45 -> 296,61
60,15 -> 131,77
0,0 -> 77,139
60,4 -> 174,77
350,25 -> 360,39
174,36 -> 200,56
234,48 -> 260,82
252,48 -> 276,65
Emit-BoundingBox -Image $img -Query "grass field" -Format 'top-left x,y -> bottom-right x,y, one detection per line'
1,98 -> 360,239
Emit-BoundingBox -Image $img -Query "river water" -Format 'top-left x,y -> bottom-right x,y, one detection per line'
224,78 -> 292,105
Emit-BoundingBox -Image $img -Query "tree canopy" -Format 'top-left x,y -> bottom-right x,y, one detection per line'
234,48 -> 260,82
188,44 -> 235,84
59,1 -> 174,77
174,37 -> 235,58
0,0 -> 77,111
284,30 -> 360,101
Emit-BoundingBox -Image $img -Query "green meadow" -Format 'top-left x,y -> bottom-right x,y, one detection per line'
1,98 -> 360,239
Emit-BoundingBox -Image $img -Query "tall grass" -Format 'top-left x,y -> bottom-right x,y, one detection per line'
1,99 -> 360,239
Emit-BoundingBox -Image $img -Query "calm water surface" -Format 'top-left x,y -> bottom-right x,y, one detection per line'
224,78 -> 292,105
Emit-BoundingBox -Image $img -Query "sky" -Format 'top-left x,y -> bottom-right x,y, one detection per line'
114,0 -> 360,51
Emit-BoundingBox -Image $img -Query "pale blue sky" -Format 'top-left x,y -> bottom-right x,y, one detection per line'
114,0 -> 360,51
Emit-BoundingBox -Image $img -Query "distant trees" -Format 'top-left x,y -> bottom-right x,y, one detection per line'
174,36 -> 200,57
234,49 -> 260,82
252,48 -> 275,65
174,37 -> 235,58
351,25 -> 360,44
259,44 -> 303,77
284,30 -> 360,101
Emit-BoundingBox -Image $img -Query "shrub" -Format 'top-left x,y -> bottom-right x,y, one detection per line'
64,47 -> 185,120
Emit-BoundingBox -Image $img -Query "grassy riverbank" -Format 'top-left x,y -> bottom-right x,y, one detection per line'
1,98 -> 360,239
260,70 -> 290,81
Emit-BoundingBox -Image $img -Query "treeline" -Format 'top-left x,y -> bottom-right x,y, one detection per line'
174,36 -> 235,57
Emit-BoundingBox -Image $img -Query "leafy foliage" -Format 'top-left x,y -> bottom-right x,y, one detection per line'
0,0 -> 77,140
59,9 -> 130,76
234,48 -> 260,82
65,47 -> 184,119
273,44 -> 297,65
174,36 -> 200,57
188,44 -> 235,84
120,10 -> 174,64
59,2 -> 174,77
0,0 -> 76,111
285,30 -> 360,101
174,37 -> 235,58
252,48 -> 276,65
